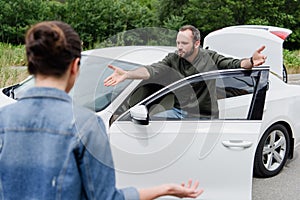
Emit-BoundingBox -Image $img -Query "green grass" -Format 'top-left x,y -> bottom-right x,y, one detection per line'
0,43 -> 28,88
0,42 -> 299,88
284,49 -> 300,74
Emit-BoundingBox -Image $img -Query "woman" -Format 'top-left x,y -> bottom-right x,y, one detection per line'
0,21 -> 203,199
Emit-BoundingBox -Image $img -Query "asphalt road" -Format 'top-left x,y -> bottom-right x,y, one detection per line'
287,73 -> 300,85
252,147 -> 300,200
252,74 -> 300,200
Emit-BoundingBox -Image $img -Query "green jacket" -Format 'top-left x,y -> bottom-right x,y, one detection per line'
144,48 -> 242,118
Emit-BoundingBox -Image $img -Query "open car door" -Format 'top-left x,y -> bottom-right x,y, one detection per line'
109,67 -> 269,200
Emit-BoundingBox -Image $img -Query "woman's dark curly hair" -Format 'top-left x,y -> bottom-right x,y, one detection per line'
25,21 -> 81,77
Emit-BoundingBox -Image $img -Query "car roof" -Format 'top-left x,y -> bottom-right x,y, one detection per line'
203,25 -> 292,78
82,46 -> 176,65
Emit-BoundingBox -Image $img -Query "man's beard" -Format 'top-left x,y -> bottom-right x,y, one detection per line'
179,46 -> 195,59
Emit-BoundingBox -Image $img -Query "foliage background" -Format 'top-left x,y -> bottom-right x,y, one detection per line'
0,0 -> 299,49
0,0 -> 299,87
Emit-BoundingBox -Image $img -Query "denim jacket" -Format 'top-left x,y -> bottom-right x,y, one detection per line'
0,87 -> 139,200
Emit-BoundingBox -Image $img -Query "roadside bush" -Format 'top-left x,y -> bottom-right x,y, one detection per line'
0,0 -> 299,49
284,49 -> 300,73
64,0 -> 157,48
0,0 -> 65,44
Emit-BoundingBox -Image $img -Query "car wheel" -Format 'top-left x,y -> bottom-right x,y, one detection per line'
253,124 -> 290,178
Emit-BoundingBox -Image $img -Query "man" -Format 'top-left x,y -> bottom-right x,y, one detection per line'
104,25 -> 267,118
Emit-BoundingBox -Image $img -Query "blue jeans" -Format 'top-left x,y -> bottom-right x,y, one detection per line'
152,107 -> 188,119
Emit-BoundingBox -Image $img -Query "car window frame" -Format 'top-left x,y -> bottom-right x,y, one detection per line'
116,67 -> 270,122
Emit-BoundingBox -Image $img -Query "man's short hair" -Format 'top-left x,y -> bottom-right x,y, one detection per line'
179,25 -> 201,42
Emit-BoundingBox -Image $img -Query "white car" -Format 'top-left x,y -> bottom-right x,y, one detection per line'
1,26 -> 299,200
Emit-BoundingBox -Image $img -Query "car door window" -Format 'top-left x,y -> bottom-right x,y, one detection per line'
144,76 -> 256,120
116,69 -> 267,122
216,76 -> 255,99
217,76 -> 255,119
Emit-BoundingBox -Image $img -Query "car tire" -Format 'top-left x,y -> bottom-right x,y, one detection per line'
253,124 -> 290,178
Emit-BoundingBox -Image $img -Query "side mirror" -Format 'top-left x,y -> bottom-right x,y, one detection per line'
130,105 -> 149,125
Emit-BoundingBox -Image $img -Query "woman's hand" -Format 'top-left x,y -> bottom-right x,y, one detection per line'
166,179 -> 204,198
139,179 -> 204,200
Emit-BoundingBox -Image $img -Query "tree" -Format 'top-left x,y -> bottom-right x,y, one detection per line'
0,0 -> 65,44
183,0 -> 235,39
64,0 -> 157,48
0,0 -> 299,49
155,0 -> 189,25
183,0 -> 300,49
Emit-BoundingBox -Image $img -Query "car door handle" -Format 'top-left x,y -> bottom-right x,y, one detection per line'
222,140 -> 253,149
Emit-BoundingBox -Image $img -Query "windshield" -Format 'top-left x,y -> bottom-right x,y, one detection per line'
6,55 -> 139,112
71,54 -> 139,111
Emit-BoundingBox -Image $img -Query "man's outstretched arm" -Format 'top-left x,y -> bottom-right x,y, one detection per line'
104,65 -> 150,86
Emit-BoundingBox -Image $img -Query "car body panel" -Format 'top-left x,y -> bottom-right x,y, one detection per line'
262,74 -> 300,145
111,121 -> 261,200
0,90 -> 15,107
